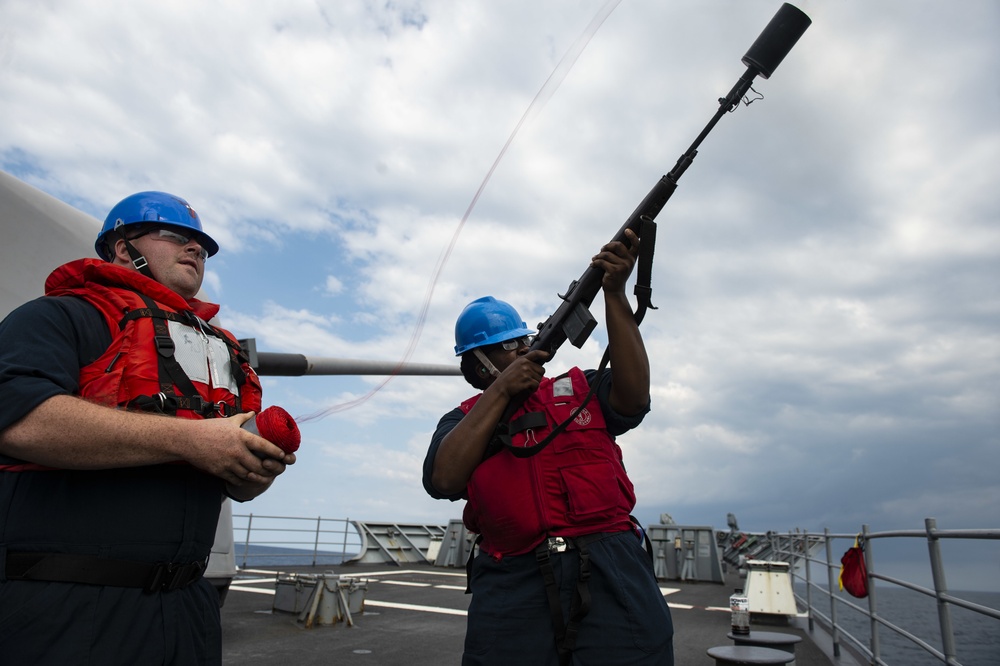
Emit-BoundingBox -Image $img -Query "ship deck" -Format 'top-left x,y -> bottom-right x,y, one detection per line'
220,562 -> 860,665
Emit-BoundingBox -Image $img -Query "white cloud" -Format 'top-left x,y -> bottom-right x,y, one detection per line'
324,275 -> 344,295
2,0 -> 998,548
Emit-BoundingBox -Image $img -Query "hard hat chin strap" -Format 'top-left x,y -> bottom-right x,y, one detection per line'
115,227 -> 156,280
473,348 -> 501,379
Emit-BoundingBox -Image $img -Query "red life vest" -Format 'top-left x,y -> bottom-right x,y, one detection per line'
44,258 -> 261,418
460,367 -> 636,559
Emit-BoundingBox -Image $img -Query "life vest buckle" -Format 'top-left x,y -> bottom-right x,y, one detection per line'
154,334 -> 175,358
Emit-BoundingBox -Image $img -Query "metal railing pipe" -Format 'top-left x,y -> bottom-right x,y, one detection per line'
803,531 -> 815,631
242,513 -> 254,568
312,516 -> 322,566
863,524 -> 882,664
823,527 -> 841,658
925,517 -> 958,666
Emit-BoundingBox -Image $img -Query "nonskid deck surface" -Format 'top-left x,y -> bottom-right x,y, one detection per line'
221,563 -> 839,665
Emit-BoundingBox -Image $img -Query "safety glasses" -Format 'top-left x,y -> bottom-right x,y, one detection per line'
129,227 -> 209,261
499,336 -> 533,351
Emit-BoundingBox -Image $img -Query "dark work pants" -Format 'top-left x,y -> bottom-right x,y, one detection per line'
463,530 -> 674,666
0,577 -> 221,665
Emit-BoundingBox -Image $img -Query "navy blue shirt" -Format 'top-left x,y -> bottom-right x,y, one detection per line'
0,296 -> 110,432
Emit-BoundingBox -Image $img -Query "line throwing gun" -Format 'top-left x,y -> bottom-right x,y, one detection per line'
493,3 -> 812,455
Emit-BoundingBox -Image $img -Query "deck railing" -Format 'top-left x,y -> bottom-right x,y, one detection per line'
232,513 -> 362,567
767,518 -> 1000,666
231,513 -> 998,663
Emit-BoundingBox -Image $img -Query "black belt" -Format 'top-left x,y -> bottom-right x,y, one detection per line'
4,552 -> 206,593
539,533 -> 616,554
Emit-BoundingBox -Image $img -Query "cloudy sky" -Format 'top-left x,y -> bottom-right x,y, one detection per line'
2,1 -> 997,584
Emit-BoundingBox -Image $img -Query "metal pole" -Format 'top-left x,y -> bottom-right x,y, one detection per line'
864,524 -> 881,663
824,528 -> 841,658
786,531 -> 794,571
342,517 -> 350,563
926,517 -> 958,665
242,513 -> 254,568
786,531 -> 803,622
805,531 -> 814,631
312,516 -> 322,566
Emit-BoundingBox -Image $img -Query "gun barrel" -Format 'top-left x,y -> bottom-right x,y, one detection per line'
495,2 -> 811,432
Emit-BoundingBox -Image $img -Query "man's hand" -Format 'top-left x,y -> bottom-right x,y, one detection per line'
183,412 -> 295,501
488,350 -> 549,400
592,228 -> 640,294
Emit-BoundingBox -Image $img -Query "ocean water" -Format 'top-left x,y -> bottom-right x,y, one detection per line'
234,544 -> 351,569
799,585 -> 1000,666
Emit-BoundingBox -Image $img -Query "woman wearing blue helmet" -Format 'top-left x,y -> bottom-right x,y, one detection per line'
453,296 -> 537,389
423,228 -> 673,666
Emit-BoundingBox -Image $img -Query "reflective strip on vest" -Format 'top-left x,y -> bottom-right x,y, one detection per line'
166,319 -> 240,394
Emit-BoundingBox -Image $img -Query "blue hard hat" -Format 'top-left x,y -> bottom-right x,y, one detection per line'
454,296 -> 534,356
96,191 -> 219,260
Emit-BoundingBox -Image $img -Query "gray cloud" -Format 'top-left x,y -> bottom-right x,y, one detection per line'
1,1 -> 997,576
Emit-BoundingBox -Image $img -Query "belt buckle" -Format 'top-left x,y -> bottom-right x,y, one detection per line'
144,560 -> 205,593
547,537 -> 570,553
144,562 -> 171,593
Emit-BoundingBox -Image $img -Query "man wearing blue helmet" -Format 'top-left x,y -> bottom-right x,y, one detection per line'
423,228 -> 673,665
0,191 -> 294,664
94,190 -> 221,295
